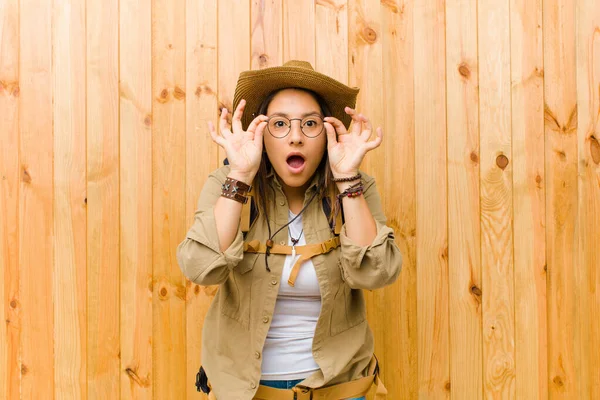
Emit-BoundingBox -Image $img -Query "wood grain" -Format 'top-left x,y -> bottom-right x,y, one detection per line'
544,0 -> 579,397
478,0 -> 516,397
446,0 -> 483,398
86,0 -> 120,397
152,0 -> 187,396
576,0 -> 600,396
19,0 -> 54,397
120,0 -> 153,398
413,0 -> 450,397
186,0 -> 219,397
53,0 -> 87,397
0,0 -> 21,398
380,0 -> 417,398
510,0 -> 548,398
283,0 -> 315,63
251,0 -> 282,69
315,0 -> 348,83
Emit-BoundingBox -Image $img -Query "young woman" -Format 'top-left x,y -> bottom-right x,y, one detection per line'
177,60 -> 402,400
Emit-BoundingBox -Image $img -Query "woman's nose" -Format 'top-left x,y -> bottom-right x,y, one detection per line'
287,120 -> 304,144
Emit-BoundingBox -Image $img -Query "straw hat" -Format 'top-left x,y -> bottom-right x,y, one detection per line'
233,60 -> 360,131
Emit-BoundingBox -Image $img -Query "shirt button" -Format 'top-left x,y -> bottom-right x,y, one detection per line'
251,382 -> 256,389
263,316 -> 269,323
254,351 -> 261,359
279,240 -> 285,245
278,200 -> 285,206
271,279 -> 278,286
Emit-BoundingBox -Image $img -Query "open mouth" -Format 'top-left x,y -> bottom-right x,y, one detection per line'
286,154 -> 306,172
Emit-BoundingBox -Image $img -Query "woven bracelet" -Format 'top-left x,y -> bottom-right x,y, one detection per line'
332,173 -> 361,182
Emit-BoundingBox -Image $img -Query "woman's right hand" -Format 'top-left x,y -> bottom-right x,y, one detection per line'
208,99 -> 268,184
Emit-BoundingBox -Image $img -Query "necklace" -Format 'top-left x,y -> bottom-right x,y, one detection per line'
290,229 -> 303,258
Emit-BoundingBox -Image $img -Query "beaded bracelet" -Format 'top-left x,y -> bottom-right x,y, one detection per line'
332,173 -> 361,182
337,182 -> 364,200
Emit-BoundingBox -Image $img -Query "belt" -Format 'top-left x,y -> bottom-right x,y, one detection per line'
252,356 -> 387,400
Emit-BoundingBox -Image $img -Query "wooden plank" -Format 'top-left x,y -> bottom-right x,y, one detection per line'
186,0 -> 219,398
543,0 -> 579,397
315,0 -> 348,83
348,2 -> 386,397
380,1 -> 417,398
251,0 -> 282,69
445,0 -> 482,398
283,0 -> 315,63
120,0 -> 152,398
478,0 -> 516,397
19,0 -> 54,397
510,0 -> 547,398
53,0 -> 87,397
575,0 -> 600,396
413,0 -> 450,397
0,0 -> 21,398
86,0 -> 120,397
218,0 -> 250,162
152,0 -> 187,396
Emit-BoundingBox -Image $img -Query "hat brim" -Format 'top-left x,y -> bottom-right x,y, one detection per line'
233,66 -> 360,131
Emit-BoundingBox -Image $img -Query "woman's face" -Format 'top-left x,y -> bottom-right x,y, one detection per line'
263,88 -> 327,191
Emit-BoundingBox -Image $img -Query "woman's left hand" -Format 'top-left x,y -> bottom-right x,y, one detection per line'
324,107 -> 383,179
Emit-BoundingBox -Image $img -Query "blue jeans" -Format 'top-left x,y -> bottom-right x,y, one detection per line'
259,379 -> 365,400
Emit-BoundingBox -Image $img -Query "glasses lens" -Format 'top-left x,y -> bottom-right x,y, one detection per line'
301,116 -> 324,137
268,116 -> 290,138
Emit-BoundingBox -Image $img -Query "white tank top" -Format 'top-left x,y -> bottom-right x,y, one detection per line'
260,210 -> 321,380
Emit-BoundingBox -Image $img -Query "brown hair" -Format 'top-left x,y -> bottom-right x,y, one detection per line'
252,88 -> 338,232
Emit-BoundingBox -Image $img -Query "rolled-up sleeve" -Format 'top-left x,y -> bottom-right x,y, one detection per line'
338,176 -> 403,290
176,167 -> 244,286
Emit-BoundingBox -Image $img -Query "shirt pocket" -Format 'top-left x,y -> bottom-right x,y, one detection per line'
329,282 -> 367,336
221,252 -> 259,329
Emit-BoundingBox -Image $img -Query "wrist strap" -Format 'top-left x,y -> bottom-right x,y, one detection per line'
221,177 -> 252,204
332,173 -> 361,182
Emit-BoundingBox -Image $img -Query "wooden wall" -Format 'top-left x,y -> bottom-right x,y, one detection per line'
1,0 -> 599,398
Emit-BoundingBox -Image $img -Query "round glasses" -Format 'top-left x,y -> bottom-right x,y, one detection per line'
266,114 -> 325,139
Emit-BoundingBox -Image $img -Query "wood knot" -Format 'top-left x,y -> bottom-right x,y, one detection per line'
259,54 -> 269,67
22,167 -> 32,183
144,114 -> 152,127
84,197 -> 87,204
168,43 -> 173,49
159,287 -> 168,299
445,381 -> 451,391
158,89 -> 169,103
125,367 -> 151,387
496,154 -> 509,170
458,63 -> 471,79
9,299 -> 17,309
440,247 -> 448,260
470,151 -> 479,163
21,364 -> 28,375
590,135 -> 600,164
194,285 -> 200,295
173,86 -> 185,100
12,84 -> 20,97
535,175 -> 542,184
195,86 -> 202,97
470,285 -> 482,297
361,27 -> 378,44
553,375 -> 564,387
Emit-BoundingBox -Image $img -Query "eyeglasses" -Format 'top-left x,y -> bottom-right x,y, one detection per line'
266,114 -> 325,139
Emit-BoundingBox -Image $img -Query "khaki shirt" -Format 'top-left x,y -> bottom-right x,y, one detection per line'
176,165 -> 402,400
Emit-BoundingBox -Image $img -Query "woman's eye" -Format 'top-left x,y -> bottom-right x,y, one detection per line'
304,120 -> 316,127
274,121 -> 285,127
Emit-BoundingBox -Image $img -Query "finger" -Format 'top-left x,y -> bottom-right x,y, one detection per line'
324,122 -> 338,150
219,108 -> 232,137
253,121 -> 267,146
364,127 -> 383,151
323,116 -> 348,136
232,99 -> 246,133
208,121 -> 226,147
359,114 -> 373,140
345,107 -> 363,135
247,114 -> 268,134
